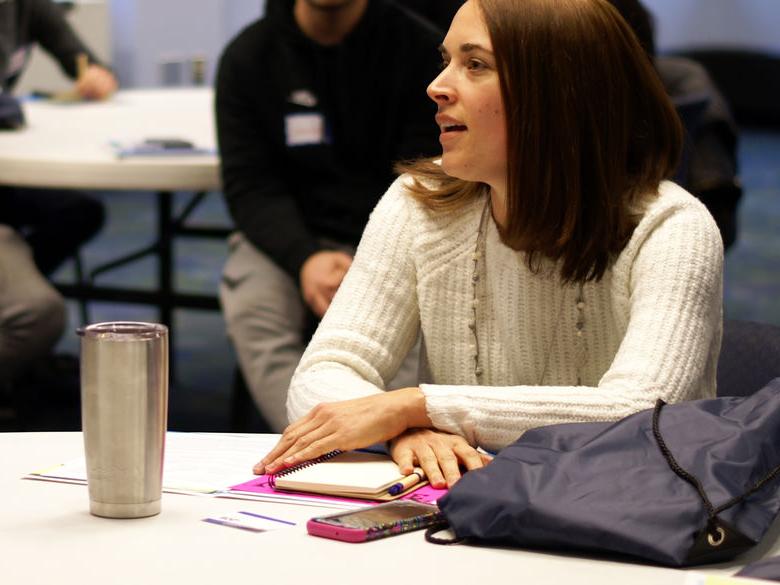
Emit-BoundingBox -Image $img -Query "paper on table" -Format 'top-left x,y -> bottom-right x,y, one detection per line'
26,432 -> 279,494
203,510 -> 297,533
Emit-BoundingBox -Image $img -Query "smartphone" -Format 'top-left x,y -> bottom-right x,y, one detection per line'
143,138 -> 194,149
307,500 -> 442,543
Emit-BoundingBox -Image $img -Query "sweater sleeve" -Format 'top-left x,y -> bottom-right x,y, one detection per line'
215,39 -> 320,280
29,0 -> 102,78
421,195 -> 724,452
287,178 -> 421,421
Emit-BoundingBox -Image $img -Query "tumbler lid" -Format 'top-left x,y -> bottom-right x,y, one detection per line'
77,321 -> 168,340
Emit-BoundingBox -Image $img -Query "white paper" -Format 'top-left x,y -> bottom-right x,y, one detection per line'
28,432 -> 278,494
203,510 -> 297,533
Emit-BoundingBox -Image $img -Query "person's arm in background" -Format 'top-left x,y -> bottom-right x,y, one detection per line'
25,0 -> 116,99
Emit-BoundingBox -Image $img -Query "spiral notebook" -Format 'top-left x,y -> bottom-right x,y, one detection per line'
270,451 -> 428,501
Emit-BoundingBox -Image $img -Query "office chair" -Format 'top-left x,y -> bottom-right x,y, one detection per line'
672,92 -> 710,186
716,319 -> 780,397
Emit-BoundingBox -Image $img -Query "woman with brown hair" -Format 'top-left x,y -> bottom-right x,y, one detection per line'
255,0 -> 723,488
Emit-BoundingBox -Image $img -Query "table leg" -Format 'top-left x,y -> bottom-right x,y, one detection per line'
157,191 -> 176,382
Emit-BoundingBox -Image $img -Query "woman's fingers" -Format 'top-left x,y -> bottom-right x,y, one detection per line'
454,443 -> 486,472
391,442 -> 416,475
414,443 -> 447,489
263,424 -> 334,473
254,413 -> 324,473
390,429 -> 492,488
430,442 -> 462,487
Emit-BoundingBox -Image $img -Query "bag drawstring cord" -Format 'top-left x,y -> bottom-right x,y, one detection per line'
652,399 -> 780,542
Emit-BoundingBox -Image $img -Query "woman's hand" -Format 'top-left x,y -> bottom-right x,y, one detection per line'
254,387 -> 429,475
390,429 -> 492,489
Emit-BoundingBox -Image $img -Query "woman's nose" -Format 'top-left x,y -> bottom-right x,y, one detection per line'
427,70 -> 454,104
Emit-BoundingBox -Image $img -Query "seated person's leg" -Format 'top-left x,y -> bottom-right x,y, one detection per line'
0,226 -> 66,387
220,233 -> 307,432
2,188 -> 105,275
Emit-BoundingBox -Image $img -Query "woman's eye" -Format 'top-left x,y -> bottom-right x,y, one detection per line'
467,59 -> 486,71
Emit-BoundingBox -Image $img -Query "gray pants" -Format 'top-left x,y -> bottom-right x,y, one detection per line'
0,225 -> 66,387
219,233 -> 419,432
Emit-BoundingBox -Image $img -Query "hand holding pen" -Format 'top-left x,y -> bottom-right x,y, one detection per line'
75,53 -> 118,101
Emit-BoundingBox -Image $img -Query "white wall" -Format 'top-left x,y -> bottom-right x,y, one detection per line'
109,0 -> 264,88
643,0 -> 780,55
107,0 -> 780,89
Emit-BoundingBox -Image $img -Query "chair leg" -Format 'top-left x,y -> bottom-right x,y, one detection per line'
73,253 -> 90,326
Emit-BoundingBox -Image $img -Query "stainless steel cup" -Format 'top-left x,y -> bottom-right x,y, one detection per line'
78,322 -> 169,518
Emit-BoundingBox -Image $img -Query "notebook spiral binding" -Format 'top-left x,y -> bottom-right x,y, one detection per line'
268,449 -> 343,488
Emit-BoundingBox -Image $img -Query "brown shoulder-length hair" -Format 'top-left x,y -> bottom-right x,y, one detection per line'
399,0 -> 682,283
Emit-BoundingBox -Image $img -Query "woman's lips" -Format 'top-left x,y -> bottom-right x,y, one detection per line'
439,125 -> 466,145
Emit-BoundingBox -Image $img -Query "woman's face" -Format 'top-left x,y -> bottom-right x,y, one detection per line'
427,0 -> 506,190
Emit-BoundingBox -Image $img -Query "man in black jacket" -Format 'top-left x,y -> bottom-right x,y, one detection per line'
216,0 -> 442,431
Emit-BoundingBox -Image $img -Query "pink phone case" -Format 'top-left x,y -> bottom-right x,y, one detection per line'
306,503 -> 442,543
306,519 -> 376,543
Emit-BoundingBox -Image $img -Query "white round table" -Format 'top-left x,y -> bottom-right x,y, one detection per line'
0,88 -> 219,191
5,432 -> 771,585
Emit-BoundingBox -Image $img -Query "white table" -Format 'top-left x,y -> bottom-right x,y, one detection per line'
0,88 -> 218,191
3,432 -> 777,585
0,89 -> 226,366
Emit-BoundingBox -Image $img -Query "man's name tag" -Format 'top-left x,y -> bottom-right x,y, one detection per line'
285,113 -> 325,147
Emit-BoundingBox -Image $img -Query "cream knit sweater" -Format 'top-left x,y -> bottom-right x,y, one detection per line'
288,176 -> 724,453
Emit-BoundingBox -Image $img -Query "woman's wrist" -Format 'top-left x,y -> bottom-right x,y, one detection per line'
397,386 -> 431,429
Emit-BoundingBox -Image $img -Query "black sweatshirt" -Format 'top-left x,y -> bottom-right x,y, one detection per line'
215,0 -> 442,280
0,0 -> 101,92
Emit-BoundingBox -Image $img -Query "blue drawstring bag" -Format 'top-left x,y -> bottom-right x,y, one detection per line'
427,379 -> 780,567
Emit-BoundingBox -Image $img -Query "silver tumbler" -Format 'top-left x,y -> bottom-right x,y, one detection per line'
78,322 -> 169,518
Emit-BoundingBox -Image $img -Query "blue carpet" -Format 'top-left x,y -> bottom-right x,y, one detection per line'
723,129 -> 780,325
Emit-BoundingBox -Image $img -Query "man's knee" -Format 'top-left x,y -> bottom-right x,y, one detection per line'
20,287 -> 67,348
220,236 -> 305,338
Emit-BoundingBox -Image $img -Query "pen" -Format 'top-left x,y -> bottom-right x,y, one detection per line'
76,53 -> 89,79
388,470 -> 424,496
